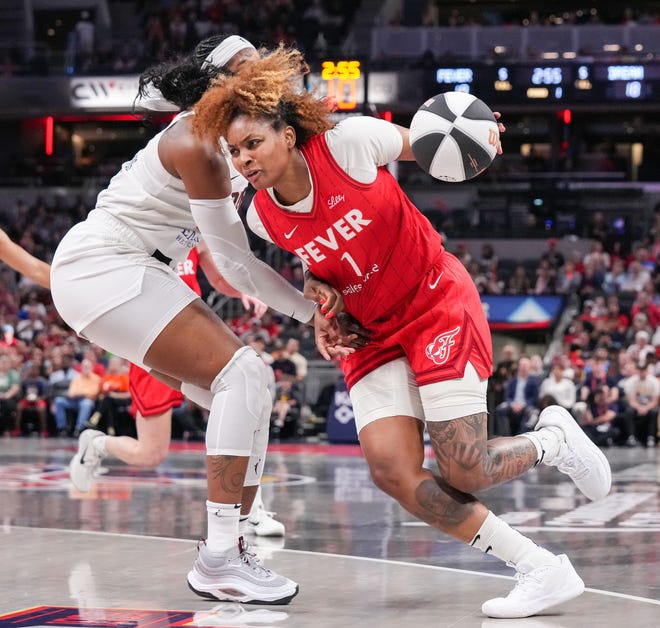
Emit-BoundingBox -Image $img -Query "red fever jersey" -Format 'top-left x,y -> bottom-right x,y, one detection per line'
129,247 -> 202,417
253,132 -> 492,390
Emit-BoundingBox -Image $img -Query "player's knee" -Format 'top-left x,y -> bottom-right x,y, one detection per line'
368,459 -> 409,498
210,346 -> 267,396
138,442 -> 169,467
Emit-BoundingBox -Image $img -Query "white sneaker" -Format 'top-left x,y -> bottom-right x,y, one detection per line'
69,429 -> 105,493
248,503 -> 286,537
482,554 -> 585,618
535,405 -> 612,501
187,538 -> 298,604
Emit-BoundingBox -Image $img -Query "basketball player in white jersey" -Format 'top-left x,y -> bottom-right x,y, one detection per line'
2,223 -> 285,537
50,35 -> 353,604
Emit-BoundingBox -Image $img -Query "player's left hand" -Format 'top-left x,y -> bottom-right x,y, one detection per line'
303,270 -> 344,317
241,294 -> 268,318
314,308 -> 371,360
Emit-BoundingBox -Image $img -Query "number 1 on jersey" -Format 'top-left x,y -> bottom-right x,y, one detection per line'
341,251 -> 362,277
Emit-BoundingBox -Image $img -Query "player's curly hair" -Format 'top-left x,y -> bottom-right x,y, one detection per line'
193,45 -> 334,146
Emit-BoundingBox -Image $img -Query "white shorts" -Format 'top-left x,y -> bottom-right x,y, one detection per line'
349,359 -> 487,434
51,210 -> 198,367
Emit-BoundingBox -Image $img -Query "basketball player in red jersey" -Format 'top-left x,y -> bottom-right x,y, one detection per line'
193,47 -> 613,619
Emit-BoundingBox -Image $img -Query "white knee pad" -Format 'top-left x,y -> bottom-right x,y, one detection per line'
245,387 -> 273,486
180,381 -> 213,410
205,346 -> 268,457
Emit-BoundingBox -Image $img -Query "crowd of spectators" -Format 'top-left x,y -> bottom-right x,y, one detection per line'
484,209 -> 660,448
2,1 -> 358,77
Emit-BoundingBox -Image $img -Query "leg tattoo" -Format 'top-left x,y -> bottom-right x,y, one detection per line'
427,413 -> 537,493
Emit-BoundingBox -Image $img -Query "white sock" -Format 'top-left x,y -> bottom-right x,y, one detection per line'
239,516 -> 250,537
206,500 -> 241,553
470,511 -> 560,571
91,434 -> 108,457
522,427 -> 563,465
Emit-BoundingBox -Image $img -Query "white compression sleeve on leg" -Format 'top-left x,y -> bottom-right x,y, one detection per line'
244,387 -> 273,486
205,346 -> 268,456
180,382 -> 213,410
190,197 -> 315,323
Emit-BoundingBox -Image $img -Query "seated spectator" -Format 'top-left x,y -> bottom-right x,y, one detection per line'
468,261 -> 489,294
171,400 -> 206,442
483,266 -> 504,295
539,358 -> 576,412
477,242 -> 499,272
506,264 -> 531,295
622,361 -> 660,448
89,356 -> 131,436
540,237 -> 564,270
452,241 -> 472,268
583,241 -> 611,275
602,258 -> 627,294
624,312 -> 653,347
285,337 -> 308,383
579,259 -> 605,297
532,259 -> 555,295
259,310 -> 282,341
1,324 -> 18,349
53,358 -> 101,437
271,375 -> 304,439
626,330 -> 656,365
630,289 -> 660,331
15,308 -> 46,345
581,387 -> 619,447
13,362 -> 48,437
239,318 -> 271,345
269,339 -> 297,382
620,260 -> 651,293
555,260 -> 582,295
487,344 -> 517,427
494,356 -> 540,435
0,354 -> 21,435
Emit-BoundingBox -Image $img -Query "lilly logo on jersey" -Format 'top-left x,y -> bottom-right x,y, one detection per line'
327,193 -> 345,210
293,208 -> 371,266
425,326 -> 461,366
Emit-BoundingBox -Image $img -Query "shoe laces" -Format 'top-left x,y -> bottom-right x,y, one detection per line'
509,568 -> 545,598
555,443 -> 589,480
237,537 -> 269,574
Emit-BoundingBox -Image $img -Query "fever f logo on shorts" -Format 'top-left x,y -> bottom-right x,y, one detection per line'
425,326 -> 461,365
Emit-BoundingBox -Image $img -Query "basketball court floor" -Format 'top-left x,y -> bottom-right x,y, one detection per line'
0,437 -> 658,627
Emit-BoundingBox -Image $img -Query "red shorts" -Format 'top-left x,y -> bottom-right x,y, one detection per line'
342,252 -> 493,391
17,399 -> 47,409
128,363 -> 183,418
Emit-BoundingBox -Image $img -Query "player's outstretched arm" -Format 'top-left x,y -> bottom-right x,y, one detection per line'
0,228 -> 51,289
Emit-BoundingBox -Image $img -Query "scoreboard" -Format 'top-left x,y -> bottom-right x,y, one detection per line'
432,62 -> 660,104
305,59 -> 660,111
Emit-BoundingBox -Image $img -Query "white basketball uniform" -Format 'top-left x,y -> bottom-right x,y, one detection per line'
50,111 -> 311,367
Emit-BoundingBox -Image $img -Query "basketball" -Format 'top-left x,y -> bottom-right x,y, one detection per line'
409,91 -> 500,182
